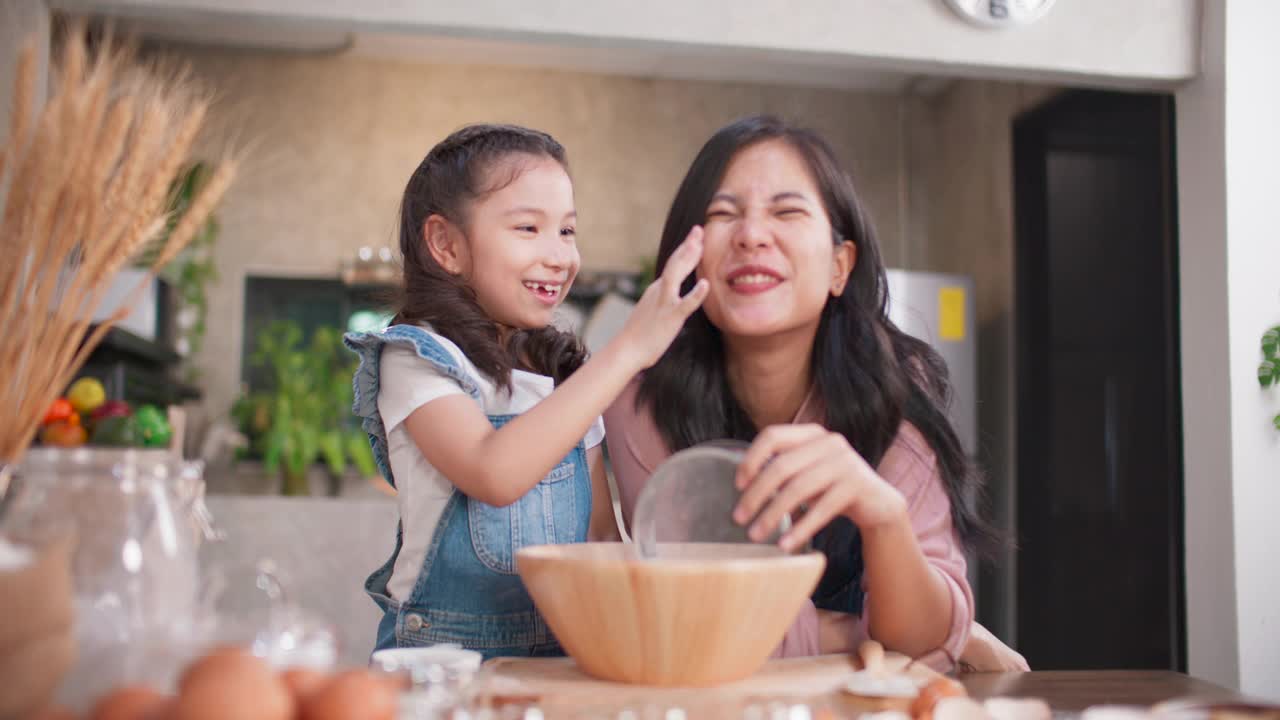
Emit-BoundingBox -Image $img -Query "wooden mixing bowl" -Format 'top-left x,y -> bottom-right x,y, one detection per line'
516,542 -> 825,686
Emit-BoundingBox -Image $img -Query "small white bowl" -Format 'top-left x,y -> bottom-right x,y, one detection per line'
370,645 -> 483,677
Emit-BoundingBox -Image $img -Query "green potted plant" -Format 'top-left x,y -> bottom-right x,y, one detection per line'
235,320 -> 377,495
1260,323 -> 1280,431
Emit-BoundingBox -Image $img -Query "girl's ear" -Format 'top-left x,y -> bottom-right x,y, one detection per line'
831,240 -> 857,296
424,214 -> 467,275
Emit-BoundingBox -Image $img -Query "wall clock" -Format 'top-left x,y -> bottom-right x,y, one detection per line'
944,0 -> 1058,27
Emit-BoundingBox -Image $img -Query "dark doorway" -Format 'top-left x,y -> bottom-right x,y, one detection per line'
1013,90 -> 1185,670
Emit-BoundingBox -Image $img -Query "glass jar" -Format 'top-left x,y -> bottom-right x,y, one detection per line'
0,448 -> 217,709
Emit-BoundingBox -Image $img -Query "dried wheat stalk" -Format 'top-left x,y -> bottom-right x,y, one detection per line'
0,25 -> 238,463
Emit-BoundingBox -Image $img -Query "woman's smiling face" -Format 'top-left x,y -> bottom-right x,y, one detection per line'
697,138 -> 854,341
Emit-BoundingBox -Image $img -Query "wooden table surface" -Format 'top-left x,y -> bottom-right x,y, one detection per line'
960,670 -> 1253,712
482,656 -> 1263,717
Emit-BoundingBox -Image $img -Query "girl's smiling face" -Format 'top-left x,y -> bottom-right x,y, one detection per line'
428,153 -> 580,330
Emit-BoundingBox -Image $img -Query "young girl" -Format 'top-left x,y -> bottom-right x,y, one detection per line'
345,124 -> 708,658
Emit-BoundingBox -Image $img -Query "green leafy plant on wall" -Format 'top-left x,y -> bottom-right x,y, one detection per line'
233,320 -> 377,495
137,162 -> 220,380
1259,324 -> 1280,431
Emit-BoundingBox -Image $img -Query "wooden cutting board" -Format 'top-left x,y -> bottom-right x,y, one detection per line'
476,652 -> 942,716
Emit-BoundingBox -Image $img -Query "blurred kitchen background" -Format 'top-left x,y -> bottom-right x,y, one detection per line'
5,0 -> 1277,698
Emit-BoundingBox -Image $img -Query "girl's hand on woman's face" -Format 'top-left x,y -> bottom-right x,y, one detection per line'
732,424 -> 908,552
613,226 -> 710,371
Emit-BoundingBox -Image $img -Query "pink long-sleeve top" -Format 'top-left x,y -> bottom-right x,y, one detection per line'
602,378 -> 973,671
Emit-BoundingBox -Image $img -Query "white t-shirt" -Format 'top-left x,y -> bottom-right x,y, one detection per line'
376,331 -> 604,602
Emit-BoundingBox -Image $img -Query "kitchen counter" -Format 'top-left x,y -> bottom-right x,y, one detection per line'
961,670 -> 1250,711
477,656 -> 1256,718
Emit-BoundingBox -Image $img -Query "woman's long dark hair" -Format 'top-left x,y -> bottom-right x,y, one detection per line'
638,116 -> 998,588
393,124 -> 587,388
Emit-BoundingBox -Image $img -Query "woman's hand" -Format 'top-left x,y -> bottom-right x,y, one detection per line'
610,226 -> 709,372
733,424 -> 908,552
960,622 -> 1030,672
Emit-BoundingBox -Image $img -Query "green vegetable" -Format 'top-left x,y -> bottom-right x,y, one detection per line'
92,415 -> 141,447
134,405 -> 172,448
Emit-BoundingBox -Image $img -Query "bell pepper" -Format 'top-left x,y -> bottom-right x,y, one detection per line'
41,421 -> 87,447
92,415 -> 141,447
134,405 -> 172,448
43,398 -> 74,425
91,400 -> 132,422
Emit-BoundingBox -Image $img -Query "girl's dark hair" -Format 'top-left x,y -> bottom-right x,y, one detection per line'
638,116 -> 999,582
393,124 -> 587,388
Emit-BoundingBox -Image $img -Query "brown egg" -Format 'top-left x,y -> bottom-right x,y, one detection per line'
366,668 -> 411,693
175,647 -> 245,693
300,670 -> 398,720
910,677 -> 968,720
90,686 -> 167,720
143,697 -> 176,720
172,647 -> 293,720
27,705 -> 79,720
281,667 -> 329,701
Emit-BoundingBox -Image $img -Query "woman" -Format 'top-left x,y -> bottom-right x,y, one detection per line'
604,115 -> 1026,671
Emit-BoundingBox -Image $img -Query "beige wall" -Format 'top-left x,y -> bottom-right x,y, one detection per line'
909,80 -> 1057,643
183,48 -> 911,420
